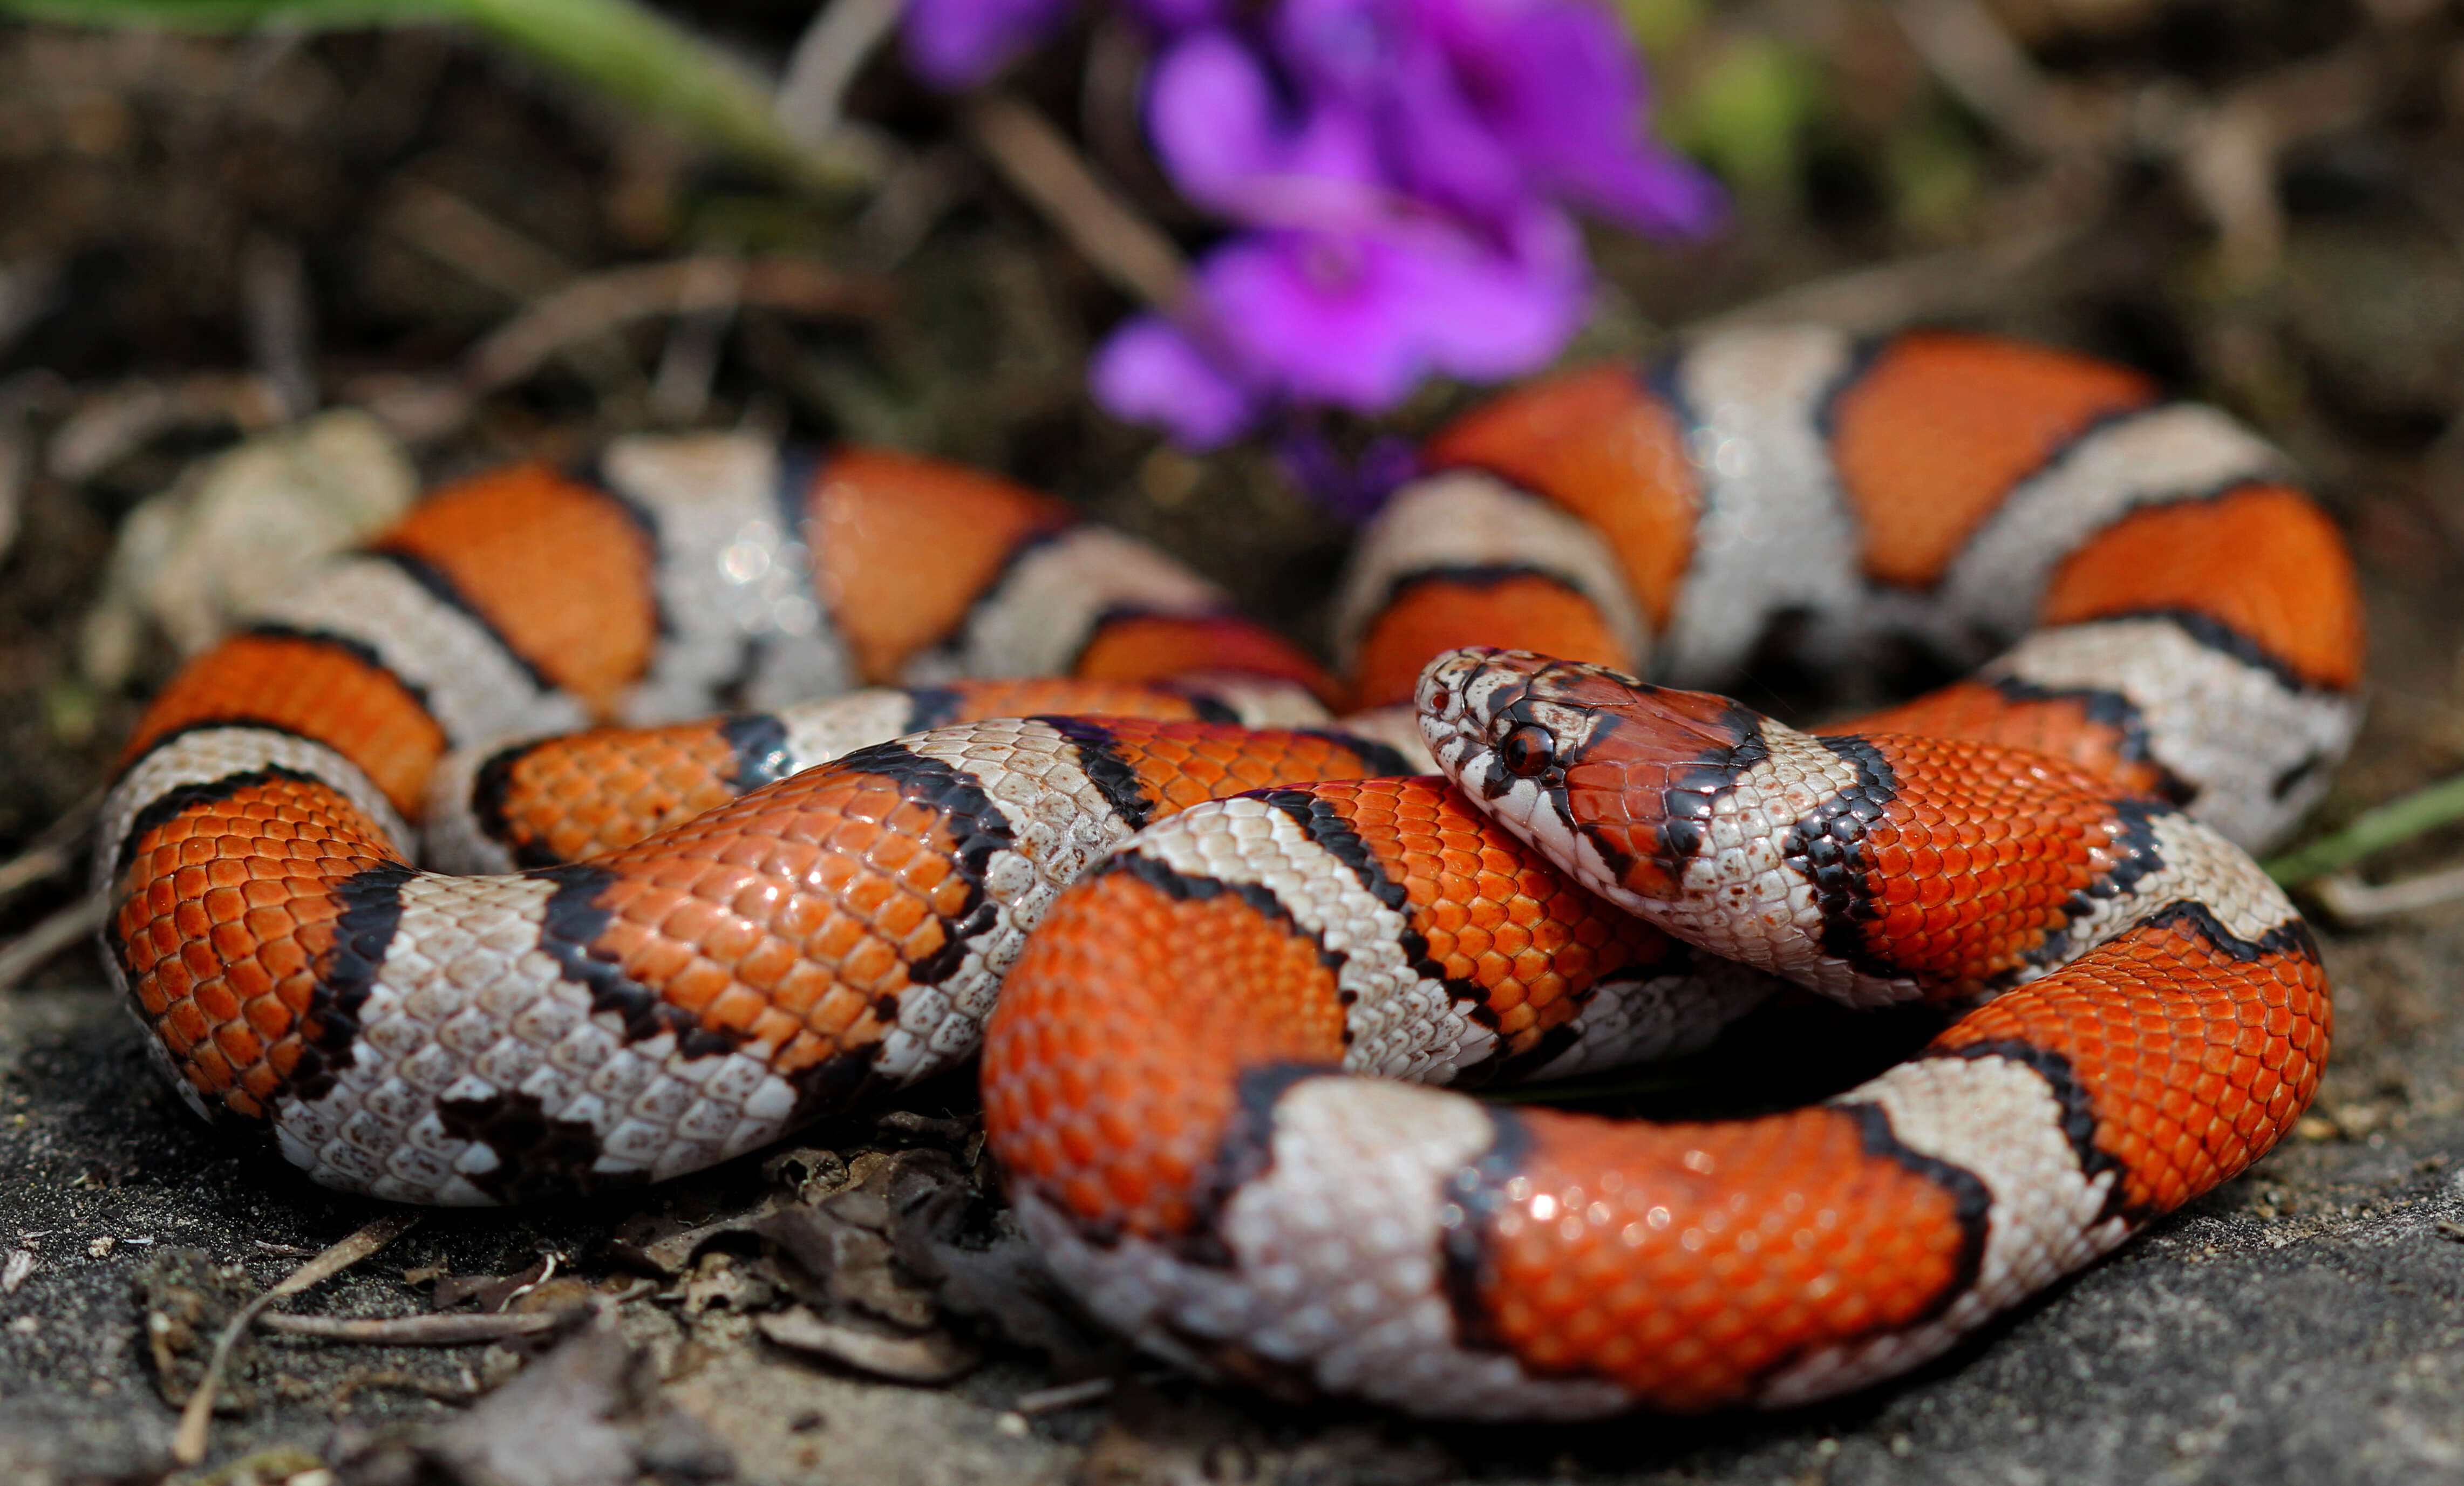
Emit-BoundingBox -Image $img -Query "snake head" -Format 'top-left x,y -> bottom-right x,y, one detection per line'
1415,647 -> 1768,906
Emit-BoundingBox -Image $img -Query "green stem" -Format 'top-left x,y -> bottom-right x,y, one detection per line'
2265,772 -> 2464,887
0,0 -> 869,192
450,0 -> 827,186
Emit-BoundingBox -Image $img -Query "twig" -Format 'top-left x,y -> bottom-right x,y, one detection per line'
465,256 -> 888,394
332,1367 -> 484,1411
260,1310 -> 573,1345
2177,41 -> 2380,287
962,92 -> 1189,314
174,1212 -> 421,1466
1012,1376 -> 1115,1415
0,845 -> 79,914
377,178 -> 646,404
47,376 -> 287,483
361,254 -> 888,441
1689,221 -> 2075,339
2177,99 -> 2278,288
1080,17 -> 1159,208
777,0 -> 907,148
0,895 -> 106,992
1883,0 -> 2065,156
648,255 -> 745,424
240,232 -> 318,423
381,178 -> 580,299
0,788 -> 98,911
2310,864 -> 2464,925
2266,773 -> 2464,887
849,144 -> 976,271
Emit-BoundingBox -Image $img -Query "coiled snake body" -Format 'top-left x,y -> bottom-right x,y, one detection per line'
97,326 -> 2361,1415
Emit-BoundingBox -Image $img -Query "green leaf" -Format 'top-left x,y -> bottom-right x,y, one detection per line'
2266,773 -> 2464,887
1614,0 -> 1702,57
1670,35 -> 1821,199
0,0 -> 873,193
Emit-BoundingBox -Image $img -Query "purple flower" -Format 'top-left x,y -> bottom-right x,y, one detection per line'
1418,0 -> 1724,233
1209,212 -> 1585,405
904,0 -> 1723,455
1091,314 -> 1261,449
1277,429 -> 1422,521
1144,29 -> 1386,224
1091,206 -> 1586,444
901,0 -> 1075,87
1271,0 -> 1723,236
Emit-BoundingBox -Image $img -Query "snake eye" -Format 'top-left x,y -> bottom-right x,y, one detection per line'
1497,723 -> 1557,778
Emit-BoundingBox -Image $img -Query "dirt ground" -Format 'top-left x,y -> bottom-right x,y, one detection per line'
8,4 -> 2464,1483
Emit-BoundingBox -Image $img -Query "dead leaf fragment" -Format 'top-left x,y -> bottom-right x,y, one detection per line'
341,1323 -> 731,1486
753,1200 -> 935,1330
607,1192 -> 797,1278
755,1307 -> 982,1382
135,1249 -> 260,1413
432,1255 -> 553,1313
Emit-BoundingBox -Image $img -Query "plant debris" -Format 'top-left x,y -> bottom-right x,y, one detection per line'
754,1306 -> 982,1383
338,1322 -> 733,1486
137,1248 -> 264,1415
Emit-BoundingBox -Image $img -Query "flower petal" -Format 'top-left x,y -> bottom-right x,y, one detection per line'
1421,0 -> 1724,235
1091,315 -> 1264,448
1271,0 -> 1404,100
1265,0 -> 1722,237
1196,217 -> 1584,410
1201,231 -> 1427,410
1374,45 -> 1530,230
1387,208 -> 1588,379
1146,31 -> 1289,214
1558,146 -> 1727,236
1149,31 -> 1387,225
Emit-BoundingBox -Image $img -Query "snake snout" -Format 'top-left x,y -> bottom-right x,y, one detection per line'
1417,647 -> 1782,905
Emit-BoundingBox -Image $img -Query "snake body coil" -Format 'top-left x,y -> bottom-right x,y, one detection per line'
96,326 -> 2362,1413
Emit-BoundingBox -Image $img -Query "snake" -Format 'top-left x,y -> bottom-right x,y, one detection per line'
93,325 -> 2362,1414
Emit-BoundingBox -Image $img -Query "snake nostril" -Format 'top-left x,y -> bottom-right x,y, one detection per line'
1427,686 -> 1451,713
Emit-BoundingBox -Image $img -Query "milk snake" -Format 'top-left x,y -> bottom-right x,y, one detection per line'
95,326 -> 2360,1415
